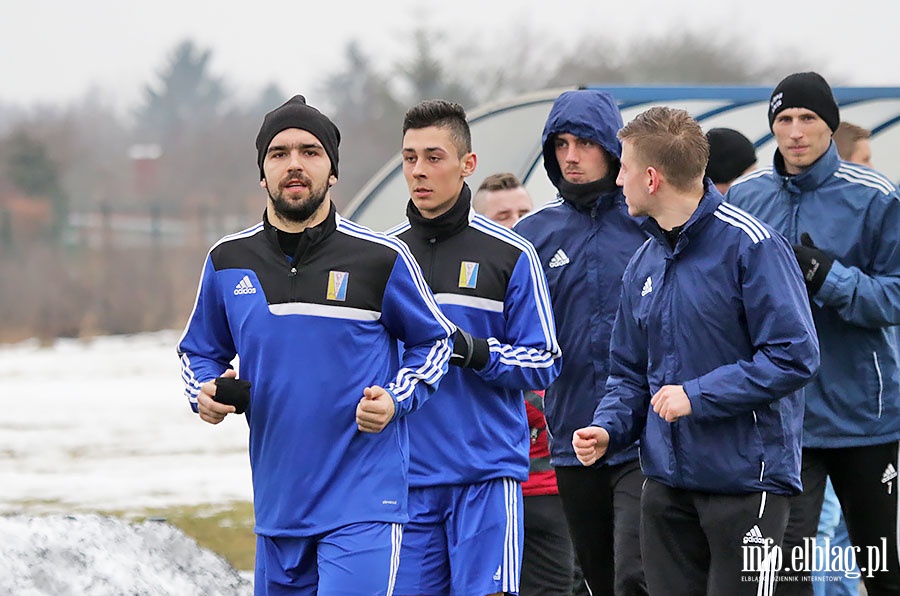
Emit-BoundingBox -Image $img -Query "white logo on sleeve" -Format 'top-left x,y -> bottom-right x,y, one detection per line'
234,275 -> 257,295
548,249 -> 570,268
641,276 -> 653,297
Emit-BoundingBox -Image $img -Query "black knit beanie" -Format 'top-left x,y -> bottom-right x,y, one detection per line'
768,72 -> 840,133
706,128 -> 757,184
255,95 -> 340,179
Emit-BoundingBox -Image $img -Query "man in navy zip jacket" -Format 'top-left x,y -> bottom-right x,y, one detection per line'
177,95 -> 455,594
389,100 -> 562,596
726,72 -> 900,595
574,107 -> 820,596
514,89 -> 649,595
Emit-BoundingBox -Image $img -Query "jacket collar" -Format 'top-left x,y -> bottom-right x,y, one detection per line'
773,141 -> 839,193
557,177 -> 622,212
262,201 -> 338,265
641,181 -> 723,254
405,183 -> 473,242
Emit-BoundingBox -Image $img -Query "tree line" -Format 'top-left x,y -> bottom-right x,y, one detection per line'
0,29 -> 814,342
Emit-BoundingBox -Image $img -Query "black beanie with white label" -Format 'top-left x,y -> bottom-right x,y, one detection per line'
768,72 -> 840,133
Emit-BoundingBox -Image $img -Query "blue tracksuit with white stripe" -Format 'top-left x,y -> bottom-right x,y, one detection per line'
177,203 -> 454,537
592,188 -> 820,495
389,186 -> 562,487
727,143 -> 900,448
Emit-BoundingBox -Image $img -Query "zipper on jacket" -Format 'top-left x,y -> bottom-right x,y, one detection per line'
789,189 -> 800,243
425,238 -> 437,285
289,265 -> 298,300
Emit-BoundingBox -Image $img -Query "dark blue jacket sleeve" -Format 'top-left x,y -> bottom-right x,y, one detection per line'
682,234 -> 820,420
816,191 -> 900,329
591,280 -> 651,455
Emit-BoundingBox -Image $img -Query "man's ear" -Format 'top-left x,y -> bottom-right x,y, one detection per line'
461,152 -> 477,178
328,174 -> 337,187
647,167 -> 661,194
260,179 -> 267,190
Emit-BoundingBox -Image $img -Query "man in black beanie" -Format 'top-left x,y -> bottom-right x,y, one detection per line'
727,72 -> 900,595
178,96 -> 456,593
705,127 -> 757,193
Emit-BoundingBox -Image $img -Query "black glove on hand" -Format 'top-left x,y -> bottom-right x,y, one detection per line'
449,328 -> 490,370
792,232 -> 833,296
213,376 -> 252,414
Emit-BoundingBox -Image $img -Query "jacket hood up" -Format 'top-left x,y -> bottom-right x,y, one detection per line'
541,89 -> 624,189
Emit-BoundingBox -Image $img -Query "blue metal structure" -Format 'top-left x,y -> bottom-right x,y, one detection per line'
345,85 -> 900,232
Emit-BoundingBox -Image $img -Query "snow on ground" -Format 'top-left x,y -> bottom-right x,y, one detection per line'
0,514 -> 253,595
0,330 -> 252,513
0,331 -> 255,594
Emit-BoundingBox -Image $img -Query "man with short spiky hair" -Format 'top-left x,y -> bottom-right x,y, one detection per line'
574,106 -> 819,596
389,99 -> 562,595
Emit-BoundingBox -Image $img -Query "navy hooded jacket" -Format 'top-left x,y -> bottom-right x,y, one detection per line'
515,90 -> 649,467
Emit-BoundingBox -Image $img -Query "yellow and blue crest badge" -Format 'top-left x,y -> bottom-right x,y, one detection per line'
458,261 -> 479,289
327,271 -> 349,301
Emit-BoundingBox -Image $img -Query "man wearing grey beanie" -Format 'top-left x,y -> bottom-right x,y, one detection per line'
727,72 -> 900,595
178,95 -> 456,593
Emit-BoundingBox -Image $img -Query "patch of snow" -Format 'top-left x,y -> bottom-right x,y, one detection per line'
0,514 -> 253,595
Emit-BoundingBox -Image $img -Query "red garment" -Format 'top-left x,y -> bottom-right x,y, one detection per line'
523,390 -> 559,496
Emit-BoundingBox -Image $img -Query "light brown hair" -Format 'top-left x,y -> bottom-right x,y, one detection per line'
832,122 -> 871,161
618,107 -> 709,192
473,172 -> 523,212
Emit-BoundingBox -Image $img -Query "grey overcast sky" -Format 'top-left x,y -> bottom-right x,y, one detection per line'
3,0 -> 898,112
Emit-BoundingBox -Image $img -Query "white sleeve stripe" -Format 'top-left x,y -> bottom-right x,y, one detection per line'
389,338 -> 452,401
180,354 -> 201,402
839,163 -> 896,193
714,211 -> 763,244
834,169 -> 895,196
471,217 -> 561,355
488,338 -> 557,368
718,203 -> 771,239
730,167 -> 772,187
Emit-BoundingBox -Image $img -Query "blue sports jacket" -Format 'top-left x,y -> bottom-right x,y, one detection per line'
178,205 -> 454,537
593,190 -> 820,495
727,144 -> 900,448
390,188 -> 562,486
514,89 -> 649,467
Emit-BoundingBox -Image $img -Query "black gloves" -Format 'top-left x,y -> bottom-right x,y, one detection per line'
449,328 -> 490,370
792,232 -> 833,296
213,376 -> 252,414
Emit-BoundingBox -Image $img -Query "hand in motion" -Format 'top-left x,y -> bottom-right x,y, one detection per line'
197,369 -> 237,425
651,385 -> 692,422
572,426 -> 610,466
356,386 -> 396,433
